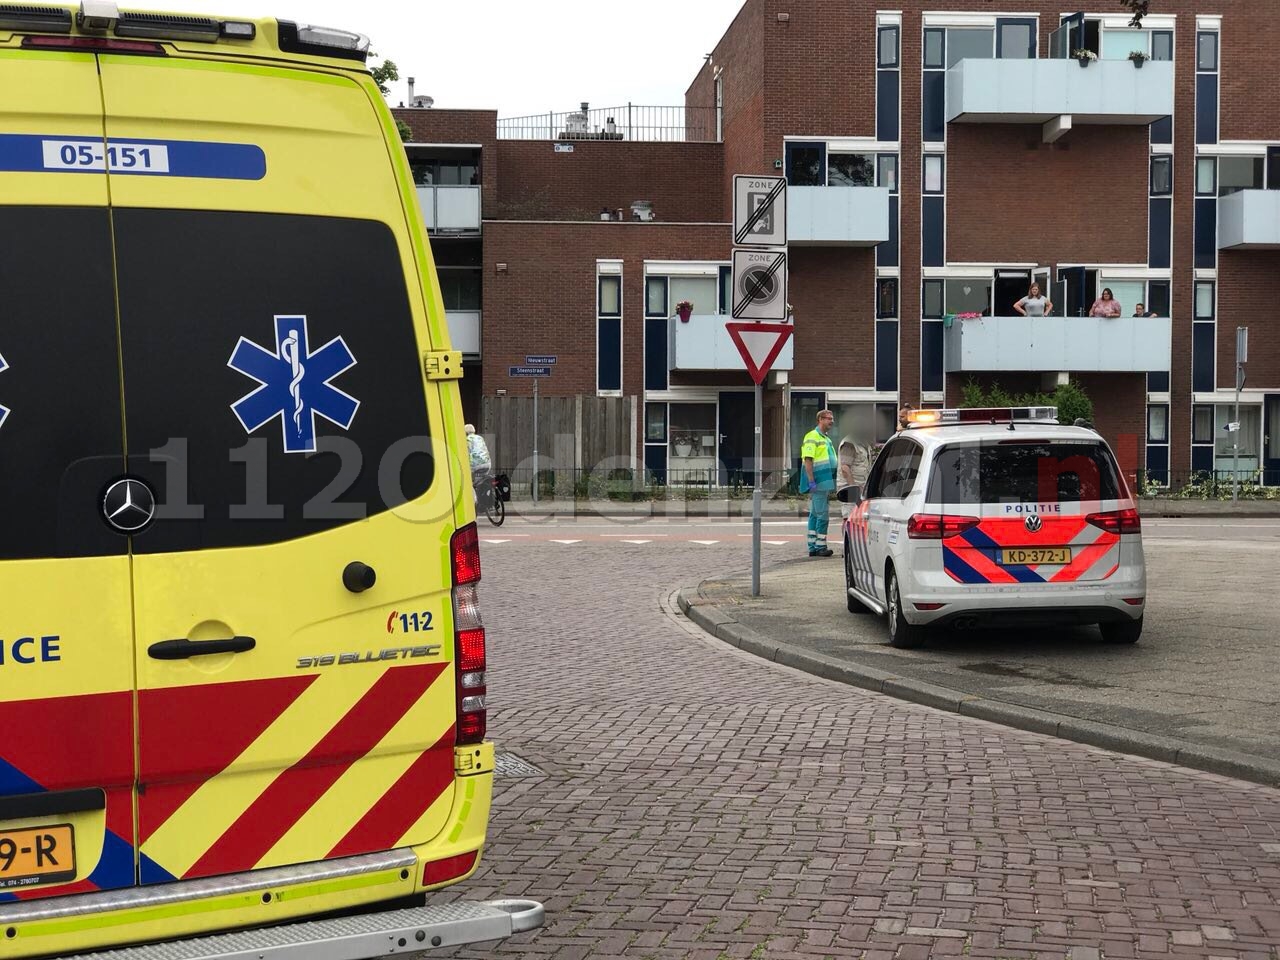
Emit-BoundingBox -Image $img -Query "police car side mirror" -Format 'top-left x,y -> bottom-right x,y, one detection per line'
836,485 -> 862,504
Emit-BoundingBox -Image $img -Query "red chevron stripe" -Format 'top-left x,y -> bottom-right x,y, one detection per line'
326,725 -> 456,860
138,675 -> 316,844
184,663 -> 447,880
1049,535 -> 1118,583
950,540 -> 1018,583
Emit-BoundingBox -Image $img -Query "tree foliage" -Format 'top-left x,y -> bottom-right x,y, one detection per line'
959,379 -> 1094,426
370,55 -> 398,96
1120,0 -> 1149,26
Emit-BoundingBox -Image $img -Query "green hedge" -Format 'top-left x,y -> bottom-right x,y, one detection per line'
959,378 -> 1094,425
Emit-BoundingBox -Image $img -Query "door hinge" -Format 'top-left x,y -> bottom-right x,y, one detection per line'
424,350 -> 462,381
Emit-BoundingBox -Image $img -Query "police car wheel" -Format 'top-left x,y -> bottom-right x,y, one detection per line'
844,537 -> 870,614
1100,617 -> 1143,645
886,567 -> 925,649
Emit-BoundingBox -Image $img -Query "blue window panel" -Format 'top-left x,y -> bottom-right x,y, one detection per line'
1192,445 -> 1213,475
1194,197 -> 1217,269
1147,370 -> 1170,393
1192,322 -> 1215,394
922,196 -> 945,267
1151,116 -> 1172,145
718,265 -> 731,315
644,444 -> 667,485
875,320 -> 898,393
877,195 -> 899,268
1145,444 -> 1169,485
1148,197 -> 1171,269
877,70 -> 900,143
921,320 -> 943,394
597,317 -> 622,392
1196,74 -> 1218,145
644,318 -> 667,392
923,71 -> 945,143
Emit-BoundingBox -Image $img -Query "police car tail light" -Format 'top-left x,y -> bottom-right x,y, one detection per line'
907,513 -> 980,539
451,523 -> 487,746
1086,507 -> 1141,535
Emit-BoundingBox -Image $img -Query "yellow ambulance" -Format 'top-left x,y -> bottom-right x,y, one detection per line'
0,3 -> 538,956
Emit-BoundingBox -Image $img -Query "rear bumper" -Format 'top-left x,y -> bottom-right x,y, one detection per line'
0,746 -> 494,960
924,604 -> 1141,629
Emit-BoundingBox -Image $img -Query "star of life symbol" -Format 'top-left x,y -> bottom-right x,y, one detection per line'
227,316 -> 358,454
0,351 -> 9,430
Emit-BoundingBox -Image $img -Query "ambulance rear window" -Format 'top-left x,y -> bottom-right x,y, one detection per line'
926,440 -> 1124,505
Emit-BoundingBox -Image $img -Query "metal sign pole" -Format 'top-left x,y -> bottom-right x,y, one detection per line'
1234,326 -> 1247,503
533,377 -> 540,507
752,382 -> 763,597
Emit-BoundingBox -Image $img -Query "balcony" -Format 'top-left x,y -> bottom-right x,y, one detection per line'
1218,190 -> 1280,250
943,315 -> 1171,374
416,185 -> 482,233
668,315 -> 793,373
946,58 -> 1173,133
446,310 -> 481,358
786,186 -> 891,247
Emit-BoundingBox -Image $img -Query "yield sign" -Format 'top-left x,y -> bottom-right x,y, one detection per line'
726,322 -> 793,385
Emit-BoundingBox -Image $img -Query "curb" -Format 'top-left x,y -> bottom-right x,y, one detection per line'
677,589 -> 1280,788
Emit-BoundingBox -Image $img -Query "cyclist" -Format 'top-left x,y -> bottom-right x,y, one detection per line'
465,423 -> 493,504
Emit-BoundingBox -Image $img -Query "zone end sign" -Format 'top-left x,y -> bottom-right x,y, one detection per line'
733,174 -> 786,248
731,249 -> 788,321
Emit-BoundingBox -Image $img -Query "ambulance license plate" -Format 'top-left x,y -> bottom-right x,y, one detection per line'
0,824 -> 75,889
1000,547 -> 1070,565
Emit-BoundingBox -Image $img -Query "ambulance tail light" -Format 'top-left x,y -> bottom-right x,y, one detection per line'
908,514 -> 980,539
1086,507 -> 1141,535
22,34 -> 163,53
451,523 -> 486,746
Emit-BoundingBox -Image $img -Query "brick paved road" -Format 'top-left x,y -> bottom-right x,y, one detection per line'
428,520 -> 1280,959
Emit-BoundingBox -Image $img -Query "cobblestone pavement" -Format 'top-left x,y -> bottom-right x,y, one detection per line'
427,520 -> 1280,960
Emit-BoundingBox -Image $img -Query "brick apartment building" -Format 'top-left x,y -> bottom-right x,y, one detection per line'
396,0 -> 1280,490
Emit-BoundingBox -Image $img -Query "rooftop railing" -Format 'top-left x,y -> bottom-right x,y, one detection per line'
497,104 -> 721,143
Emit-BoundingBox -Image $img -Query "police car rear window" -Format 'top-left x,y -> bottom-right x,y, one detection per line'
926,441 -> 1123,505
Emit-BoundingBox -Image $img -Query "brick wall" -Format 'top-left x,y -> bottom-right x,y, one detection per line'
946,125 -> 1150,265
393,108 -> 499,218
480,221 -> 730,400
788,248 -> 876,386
1217,252 -> 1280,391
494,140 -> 725,223
1219,3 -> 1280,142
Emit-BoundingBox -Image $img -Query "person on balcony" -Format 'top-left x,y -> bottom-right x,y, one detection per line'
1133,302 -> 1158,317
1089,287 -> 1122,318
1013,282 -> 1053,317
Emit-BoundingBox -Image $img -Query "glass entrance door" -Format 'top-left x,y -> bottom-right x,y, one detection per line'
1265,395 -> 1280,485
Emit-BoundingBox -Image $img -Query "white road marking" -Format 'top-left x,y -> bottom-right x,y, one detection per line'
550,540 -> 582,545
690,540 -> 721,545
620,540 -> 652,545
482,540 -> 512,544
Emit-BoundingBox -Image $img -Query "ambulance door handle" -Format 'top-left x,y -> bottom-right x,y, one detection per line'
148,637 -> 257,660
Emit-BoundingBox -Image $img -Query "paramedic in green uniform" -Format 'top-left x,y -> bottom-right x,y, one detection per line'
801,409 -> 837,557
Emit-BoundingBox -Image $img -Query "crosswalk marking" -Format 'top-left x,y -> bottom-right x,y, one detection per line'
482,539 -> 512,544
619,540 -> 652,545
690,540 -> 720,546
550,539 -> 582,545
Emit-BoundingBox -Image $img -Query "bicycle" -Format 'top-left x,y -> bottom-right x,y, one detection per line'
474,472 -> 505,527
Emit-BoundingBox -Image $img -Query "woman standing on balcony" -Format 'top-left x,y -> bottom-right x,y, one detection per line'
1089,287 -> 1123,318
1013,282 -> 1053,317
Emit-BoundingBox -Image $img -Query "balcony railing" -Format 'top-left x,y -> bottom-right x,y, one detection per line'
497,104 -> 721,143
943,315 -> 1172,373
787,186 -> 891,247
1218,189 -> 1280,250
416,185 -> 482,233
669,314 -> 794,373
446,310 -> 481,358
946,58 -> 1173,126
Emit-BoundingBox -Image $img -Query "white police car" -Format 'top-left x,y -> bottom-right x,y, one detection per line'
840,407 -> 1146,648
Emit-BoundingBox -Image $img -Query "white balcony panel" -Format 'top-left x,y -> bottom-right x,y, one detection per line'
446,310 -> 482,358
434,185 -> 482,232
946,58 -> 1174,124
786,186 -> 891,247
1218,190 -> 1280,250
669,315 -> 793,373
415,185 -> 436,231
943,316 -> 1171,373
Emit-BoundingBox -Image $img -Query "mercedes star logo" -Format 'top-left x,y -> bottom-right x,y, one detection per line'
102,478 -> 157,534
1024,514 -> 1043,534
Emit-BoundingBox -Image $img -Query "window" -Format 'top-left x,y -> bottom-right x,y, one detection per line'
877,278 -> 898,318
923,279 -> 944,319
1152,31 -> 1173,61
1147,281 -> 1170,317
1147,405 -> 1169,443
645,403 -> 667,442
645,276 -> 668,318
1195,281 -> 1215,320
829,153 -> 875,186
996,19 -> 1035,59
669,276 -> 716,317
1151,155 -> 1172,195
786,142 -> 825,186
878,440 -> 923,499
878,25 -> 900,68
1102,29 -> 1148,60
1192,405 -> 1214,444
947,28 -> 993,67
598,275 -> 621,317
1215,405 -> 1260,463
1197,31 -> 1218,71
877,154 -> 898,193
1106,280 -> 1145,316
924,28 -> 945,69
1219,156 -> 1264,196
1196,157 -> 1217,195
438,269 -> 481,311
945,278 -> 991,316
669,403 -> 716,469
597,270 -> 622,394
926,441 -> 1123,505
923,154 -> 944,193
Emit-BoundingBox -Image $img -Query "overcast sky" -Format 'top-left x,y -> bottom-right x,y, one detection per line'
151,0 -> 746,117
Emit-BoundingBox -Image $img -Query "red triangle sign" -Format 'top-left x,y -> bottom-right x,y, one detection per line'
726,321 -> 793,385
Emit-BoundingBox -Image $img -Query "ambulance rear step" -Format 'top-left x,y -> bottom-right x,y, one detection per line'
65,899 -> 544,960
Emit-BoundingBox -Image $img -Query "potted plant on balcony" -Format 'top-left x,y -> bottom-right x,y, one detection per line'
672,433 -> 695,458
1129,50 -> 1150,68
675,299 -> 694,323
1073,48 -> 1098,67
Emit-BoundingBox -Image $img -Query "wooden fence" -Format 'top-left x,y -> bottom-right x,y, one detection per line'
481,395 -> 637,474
